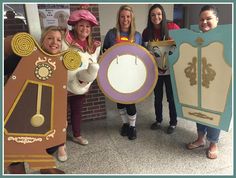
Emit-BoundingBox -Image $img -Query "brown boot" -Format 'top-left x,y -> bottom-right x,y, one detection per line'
40,168 -> 65,174
8,162 -> 26,174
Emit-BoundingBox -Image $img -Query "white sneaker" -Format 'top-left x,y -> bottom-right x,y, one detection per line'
72,136 -> 89,145
57,145 -> 68,162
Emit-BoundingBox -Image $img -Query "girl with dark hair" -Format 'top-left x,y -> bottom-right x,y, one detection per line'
186,5 -> 220,160
142,4 -> 180,134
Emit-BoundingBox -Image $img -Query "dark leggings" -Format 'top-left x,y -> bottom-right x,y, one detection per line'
69,95 -> 85,137
154,75 -> 177,126
117,103 -> 136,116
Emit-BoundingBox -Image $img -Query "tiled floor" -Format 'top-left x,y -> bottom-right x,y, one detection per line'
22,92 -> 233,175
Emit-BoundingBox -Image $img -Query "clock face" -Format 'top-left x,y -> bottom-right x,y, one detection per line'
107,54 -> 146,94
97,42 -> 158,104
35,63 -> 53,80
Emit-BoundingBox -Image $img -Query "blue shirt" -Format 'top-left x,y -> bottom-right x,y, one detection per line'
103,28 -> 142,51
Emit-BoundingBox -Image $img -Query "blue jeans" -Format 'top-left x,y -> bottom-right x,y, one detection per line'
196,123 -> 221,143
154,75 -> 177,126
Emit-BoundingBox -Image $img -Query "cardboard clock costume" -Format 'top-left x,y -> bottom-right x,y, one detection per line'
4,32 -> 81,170
97,42 -> 158,104
169,25 -> 232,131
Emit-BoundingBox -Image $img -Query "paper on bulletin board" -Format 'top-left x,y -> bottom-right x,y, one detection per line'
38,9 -> 70,29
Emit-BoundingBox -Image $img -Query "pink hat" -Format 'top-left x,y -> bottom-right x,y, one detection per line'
68,9 -> 98,26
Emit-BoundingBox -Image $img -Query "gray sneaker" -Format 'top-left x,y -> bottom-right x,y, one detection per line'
167,125 -> 176,134
150,122 -> 161,130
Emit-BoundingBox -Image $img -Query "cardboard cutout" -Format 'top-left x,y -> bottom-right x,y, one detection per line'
147,40 -> 176,71
169,25 -> 232,131
97,42 -> 158,104
62,34 -> 101,95
4,32 -> 81,170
